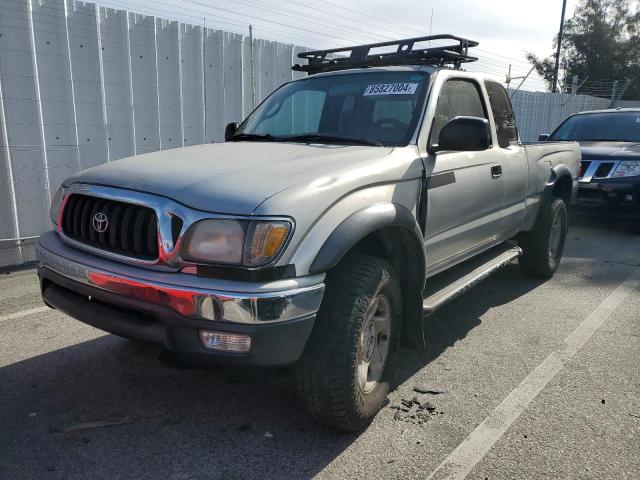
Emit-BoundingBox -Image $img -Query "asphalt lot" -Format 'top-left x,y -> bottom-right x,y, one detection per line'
1,216 -> 639,480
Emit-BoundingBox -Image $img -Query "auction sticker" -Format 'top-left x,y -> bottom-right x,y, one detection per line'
363,83 -> 418,96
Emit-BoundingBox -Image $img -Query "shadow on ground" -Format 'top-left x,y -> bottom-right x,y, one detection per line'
0,216 -> 634,479
0,268 -> 547,480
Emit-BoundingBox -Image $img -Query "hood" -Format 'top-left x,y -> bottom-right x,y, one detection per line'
64,142 -> 394,215
578,141 -> 640,161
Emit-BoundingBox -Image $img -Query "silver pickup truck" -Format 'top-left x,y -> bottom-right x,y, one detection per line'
37,35 -> 580,431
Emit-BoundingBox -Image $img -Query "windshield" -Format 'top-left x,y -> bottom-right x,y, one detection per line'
233,71 -> 430,146
549,111 -> 640,142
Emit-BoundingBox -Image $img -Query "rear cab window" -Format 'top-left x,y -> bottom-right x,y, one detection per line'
484,81 -> 519,148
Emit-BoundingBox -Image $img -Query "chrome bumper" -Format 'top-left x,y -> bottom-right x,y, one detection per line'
36,233 -> 324,325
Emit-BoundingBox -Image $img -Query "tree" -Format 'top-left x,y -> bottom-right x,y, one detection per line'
528,0 -> 640,99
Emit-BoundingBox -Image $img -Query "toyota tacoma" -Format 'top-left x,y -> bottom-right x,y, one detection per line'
37,35 -> 581,431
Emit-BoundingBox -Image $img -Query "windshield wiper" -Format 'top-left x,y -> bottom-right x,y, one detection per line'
279,133 -> 383,147
230,133 -> 278,142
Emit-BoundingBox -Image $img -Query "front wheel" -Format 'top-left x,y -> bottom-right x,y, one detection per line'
294,254 -> 402,431
518,195 -> 568,278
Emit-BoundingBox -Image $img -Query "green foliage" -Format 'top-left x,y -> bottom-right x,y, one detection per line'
528,0 -> 640,98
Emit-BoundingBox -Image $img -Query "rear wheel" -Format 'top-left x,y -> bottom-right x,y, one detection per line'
518,195 -> 568,278
295,254 -> 402,431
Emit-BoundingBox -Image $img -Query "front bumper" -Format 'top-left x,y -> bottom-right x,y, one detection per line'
573,178 -> 640,218
36,231 -> 325,366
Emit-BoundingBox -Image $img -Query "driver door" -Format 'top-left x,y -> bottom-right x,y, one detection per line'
422,78 -> 505,274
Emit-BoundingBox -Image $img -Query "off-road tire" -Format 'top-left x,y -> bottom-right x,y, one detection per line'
518,195 -> 568,278
295,254 -> 402,431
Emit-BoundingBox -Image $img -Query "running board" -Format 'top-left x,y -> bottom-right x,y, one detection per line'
422,245 -> 522,317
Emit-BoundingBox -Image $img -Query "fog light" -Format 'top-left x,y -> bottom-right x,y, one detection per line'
199,330 -> 251,352
623,194 -> 633,203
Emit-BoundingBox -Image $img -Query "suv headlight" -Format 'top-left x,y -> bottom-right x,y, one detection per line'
183,219 -> 292,267
612,161 -> 640,178
50,186 -> 65,226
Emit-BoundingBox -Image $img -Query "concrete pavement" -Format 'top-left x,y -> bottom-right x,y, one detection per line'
0,216 -> 638,479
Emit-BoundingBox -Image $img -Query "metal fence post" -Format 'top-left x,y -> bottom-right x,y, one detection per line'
609,80 -> 619,108
249,25 -> 256,110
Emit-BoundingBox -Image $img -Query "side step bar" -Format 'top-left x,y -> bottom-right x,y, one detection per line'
422,246 -> 522,317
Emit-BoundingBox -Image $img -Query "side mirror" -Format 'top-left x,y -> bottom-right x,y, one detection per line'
435,116 -> 491,153
225,122 -> 239,141
538,133 -> 550,141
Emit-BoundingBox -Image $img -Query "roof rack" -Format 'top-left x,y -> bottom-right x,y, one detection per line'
292,34 -> 479,74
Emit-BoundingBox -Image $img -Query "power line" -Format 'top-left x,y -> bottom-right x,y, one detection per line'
6,0 -> 559,93
108,0 -> 538,70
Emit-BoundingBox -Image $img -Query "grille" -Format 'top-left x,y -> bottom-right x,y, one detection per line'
579,161 -> 591,178
594,162 -> 615,178
61,194 -> 159,260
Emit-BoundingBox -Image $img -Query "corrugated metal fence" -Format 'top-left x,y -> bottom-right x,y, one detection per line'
510,90 -> 640,142
2,0 -> 640,268
0,0 -> 308,268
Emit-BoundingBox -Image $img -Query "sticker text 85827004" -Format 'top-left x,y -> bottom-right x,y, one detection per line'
363,83 -> 418,96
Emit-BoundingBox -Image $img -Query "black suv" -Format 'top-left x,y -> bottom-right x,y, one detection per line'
542,108 -> 640,233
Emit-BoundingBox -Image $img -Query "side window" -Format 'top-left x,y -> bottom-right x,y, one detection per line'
485,81 -> 518,148
430,79 -> 487,147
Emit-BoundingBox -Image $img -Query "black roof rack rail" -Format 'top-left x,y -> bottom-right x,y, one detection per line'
292,34 -> 479,74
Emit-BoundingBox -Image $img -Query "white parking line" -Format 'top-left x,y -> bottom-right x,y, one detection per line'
0,306 -> 51,323
426,267 -> 640,480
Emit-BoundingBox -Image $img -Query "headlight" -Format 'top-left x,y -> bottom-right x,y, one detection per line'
183,219 -> 245,264
612,161 -> 640,178
50,186 -> 65,226
183,219 -> 292,267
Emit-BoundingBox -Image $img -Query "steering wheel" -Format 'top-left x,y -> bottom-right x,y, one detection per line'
373,117 -> 409,130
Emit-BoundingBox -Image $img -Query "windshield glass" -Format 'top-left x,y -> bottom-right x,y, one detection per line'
549,111 -> 640,142
233,71 -> 430,146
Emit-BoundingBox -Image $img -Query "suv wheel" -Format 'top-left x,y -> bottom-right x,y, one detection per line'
518,195 -> 568,278
295,254 -> 401,431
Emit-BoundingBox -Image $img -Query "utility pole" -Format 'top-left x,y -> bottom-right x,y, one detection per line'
509,65 -> 536,100
552,0 -> 568,93
427,9 -> 434,48
429,9 -> 433,36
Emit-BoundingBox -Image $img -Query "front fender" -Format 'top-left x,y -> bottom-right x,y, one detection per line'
309,203 -> 425,276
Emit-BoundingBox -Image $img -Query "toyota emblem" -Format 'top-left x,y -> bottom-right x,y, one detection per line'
92,212 -> 109,233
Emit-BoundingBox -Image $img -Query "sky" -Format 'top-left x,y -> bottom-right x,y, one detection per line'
99,0 -> 579,91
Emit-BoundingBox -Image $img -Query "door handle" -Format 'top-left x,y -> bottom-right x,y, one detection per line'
491,165 -> 502,178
